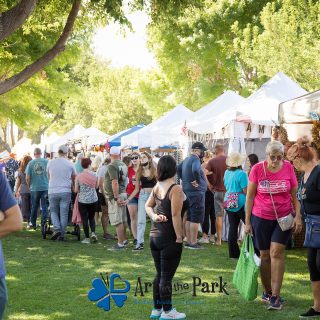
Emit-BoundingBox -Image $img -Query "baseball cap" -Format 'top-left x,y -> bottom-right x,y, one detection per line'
58,145 -> 68,154
191,142 -> 207,151
110,146 -> 122,155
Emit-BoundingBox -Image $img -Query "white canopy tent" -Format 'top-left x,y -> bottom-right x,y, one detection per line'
47,124 -> 87,153
212,72 -> 308,140
185,73 -> 308,158
79,127 -> 109,146
187,90 -> 245,134
121,104 -> 194,150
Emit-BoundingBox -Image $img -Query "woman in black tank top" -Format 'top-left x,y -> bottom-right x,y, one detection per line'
145,155 -> 188,320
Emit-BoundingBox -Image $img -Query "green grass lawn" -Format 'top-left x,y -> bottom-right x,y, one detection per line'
2,222 -> 312,320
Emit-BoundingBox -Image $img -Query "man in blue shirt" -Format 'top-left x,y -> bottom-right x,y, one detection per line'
0,172 -> 23,319
177,142 -> 207,249
26,148 -> 49,229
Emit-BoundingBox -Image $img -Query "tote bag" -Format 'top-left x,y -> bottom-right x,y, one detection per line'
232,235 -> 260,301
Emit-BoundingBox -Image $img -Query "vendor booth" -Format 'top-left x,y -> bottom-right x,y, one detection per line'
121,105 -> 194,151
107,124 -> 145,148
187,72 -> 308,160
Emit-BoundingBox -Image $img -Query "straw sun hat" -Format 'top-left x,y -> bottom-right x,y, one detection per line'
226,152 -> 245,168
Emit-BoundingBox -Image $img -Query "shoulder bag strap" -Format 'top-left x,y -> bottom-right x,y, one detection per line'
262,161 -> 279,220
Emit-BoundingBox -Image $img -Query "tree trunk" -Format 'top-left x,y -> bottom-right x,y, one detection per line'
0,136 -> 11,153
1,122 -> 7,144
0,0 -> 82,95
0,0 -> 38,42
18,128 -> 24,140
10,119 -> 15,146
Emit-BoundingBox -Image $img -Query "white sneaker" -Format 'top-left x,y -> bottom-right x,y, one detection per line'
150,308 -> 162,319
160,308 -> 186,319
81,238 -> 90,244
91,232 -> 98,242
198,237 -> 209,244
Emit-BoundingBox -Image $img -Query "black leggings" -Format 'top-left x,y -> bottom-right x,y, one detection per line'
227,207 -> 245,258
202,189 -> 216,235
308,247 -> 320,281
78,202 -> 97,238
150,237 -> 183,311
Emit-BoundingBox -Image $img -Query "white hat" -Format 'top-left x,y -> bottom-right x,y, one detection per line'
226,152 -> 245,168
58,145 -> 68,154
110,146 -> 122,155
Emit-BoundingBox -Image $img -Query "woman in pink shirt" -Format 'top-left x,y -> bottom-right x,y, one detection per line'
245,140 -> 302,311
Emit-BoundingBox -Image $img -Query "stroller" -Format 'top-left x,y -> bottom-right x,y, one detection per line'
41,192 -> 81,241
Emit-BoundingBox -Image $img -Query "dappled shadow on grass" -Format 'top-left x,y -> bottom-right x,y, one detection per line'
2,226 -> 314,320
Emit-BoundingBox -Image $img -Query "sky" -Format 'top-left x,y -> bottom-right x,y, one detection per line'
92,10 -> 157,70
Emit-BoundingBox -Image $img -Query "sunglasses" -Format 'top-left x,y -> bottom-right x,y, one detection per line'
131,156 -> 139,160
269,155 -> 283,161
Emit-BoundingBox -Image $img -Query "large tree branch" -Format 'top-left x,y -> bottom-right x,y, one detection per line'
0,0 -> 38,42
0,0 -> 82,95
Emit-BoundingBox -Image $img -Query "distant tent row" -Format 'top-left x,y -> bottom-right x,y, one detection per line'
45,72 -> 312,157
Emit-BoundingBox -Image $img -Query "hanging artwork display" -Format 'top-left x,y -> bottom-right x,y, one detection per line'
246,123 -> 252,139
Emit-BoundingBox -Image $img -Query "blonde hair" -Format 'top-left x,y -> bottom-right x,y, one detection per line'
137,152 -> 157,180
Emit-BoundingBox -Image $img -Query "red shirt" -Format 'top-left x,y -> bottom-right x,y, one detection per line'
206,155 -> 227,192
126,167 -> 140,198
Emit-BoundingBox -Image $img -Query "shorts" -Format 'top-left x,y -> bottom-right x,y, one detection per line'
98,192 -> 106,207
251,214 -> 292,250
214,192 -> 225,217
107,193 -> 128,226
127,197 -> 138,205
186,192 -> 205,224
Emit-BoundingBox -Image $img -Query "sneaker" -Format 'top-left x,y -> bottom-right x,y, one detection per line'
159,308 -> 186,320
183,237 -> 188,243
91,233 -> 98,242
209,236 -> 216,244
261,291 -> 272,303
133,239 -> 137,246
299,307 -> 320,318
132,244 -> 144,252
123,240 -> 129,247
81,238 -> 90,244
185,243 -> 204,250
103,233 -> 115,240
150,308 -> 162,319
267,295 -> 283,310
51,231 -> 61,240
108,243 -> 126,251
262,292 -> 285,304
198,237 -> 209,244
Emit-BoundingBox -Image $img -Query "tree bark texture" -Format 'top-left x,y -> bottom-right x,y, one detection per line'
0,0 -> 82,95
0,0 -> 38,42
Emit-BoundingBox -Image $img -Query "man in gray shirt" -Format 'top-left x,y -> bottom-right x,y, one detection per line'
47,145 -> 76,241
104,146 -> 128,251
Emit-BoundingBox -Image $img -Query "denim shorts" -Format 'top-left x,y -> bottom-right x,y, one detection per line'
251,214 -> 291,250
128,197 -> 138,205
186,192 -> 205,224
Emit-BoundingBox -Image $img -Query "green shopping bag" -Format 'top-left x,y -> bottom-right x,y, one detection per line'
232,234 -> 260,301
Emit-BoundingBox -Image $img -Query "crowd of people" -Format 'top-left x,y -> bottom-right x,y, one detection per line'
0,136 -> 319,319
